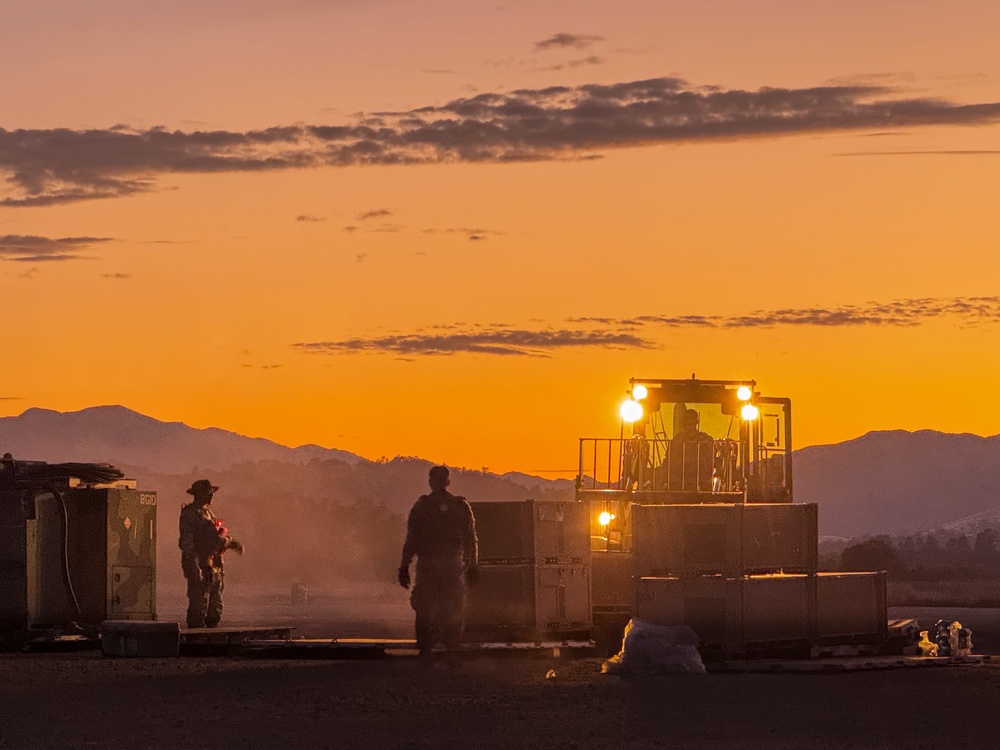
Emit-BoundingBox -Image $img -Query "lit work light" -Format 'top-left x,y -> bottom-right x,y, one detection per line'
737,385 -> 752,401
632,384 -> 648,400
620,399 -> 643,422
598,511 -> 615,526
741,404 -> 760,421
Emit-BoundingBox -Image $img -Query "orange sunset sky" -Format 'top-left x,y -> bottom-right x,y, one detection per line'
2,0 -> 999,475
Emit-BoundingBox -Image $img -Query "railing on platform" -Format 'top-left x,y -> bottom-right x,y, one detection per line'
577,437 -> 743,494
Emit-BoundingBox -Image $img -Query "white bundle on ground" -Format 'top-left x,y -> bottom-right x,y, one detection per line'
602,618 -> 707,675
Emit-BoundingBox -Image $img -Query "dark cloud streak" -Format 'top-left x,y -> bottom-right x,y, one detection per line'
534,33 -> 604,51
0,234 -> 113,262
294,328 -> 653,357
3,78 -> 1000,206
572,297 -> 1000,330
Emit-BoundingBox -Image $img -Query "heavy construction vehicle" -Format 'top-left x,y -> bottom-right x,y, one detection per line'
577,376 -> 887,657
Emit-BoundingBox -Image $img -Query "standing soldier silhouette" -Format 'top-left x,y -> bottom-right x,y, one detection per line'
398,465 -> 479,667
178,479 -> 243,628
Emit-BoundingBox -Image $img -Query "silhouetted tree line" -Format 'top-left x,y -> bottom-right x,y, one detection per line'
838,529 -> 1000,580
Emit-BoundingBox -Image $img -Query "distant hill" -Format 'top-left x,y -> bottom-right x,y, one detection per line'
927,506 -> 1000,538
0,405 -> 577,589
5,405 -> 1000,554
794,430 -> 1000,538
0,405 -> 365,474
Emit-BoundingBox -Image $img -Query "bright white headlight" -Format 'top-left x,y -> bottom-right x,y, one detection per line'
620,399 -> 643,422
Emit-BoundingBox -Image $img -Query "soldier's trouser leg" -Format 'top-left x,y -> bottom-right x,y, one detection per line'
205,570 -> 224,627
411,556 -> 466,655
185,573 -> 208,628
438,576 -> 466,652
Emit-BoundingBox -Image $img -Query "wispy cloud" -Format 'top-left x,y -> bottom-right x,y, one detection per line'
834,150 -> 1000,157
358,208 -> 393,221
423,227 -> 503,241
101,273 -> 132,279
533,33 -> 604,51
294,327 -> 652,357
540,55 -> 604,72
296,213 -> 326,222
0,234 -> 113,262
3,78 -> 1000,205
572,296 -> 1000,329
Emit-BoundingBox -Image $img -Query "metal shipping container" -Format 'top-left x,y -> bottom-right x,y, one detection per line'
470,500 -> 589,563
636,574 -> 815,650
816,571 -> 887,640
632,503 -> 818,578
465,563 -> 591,640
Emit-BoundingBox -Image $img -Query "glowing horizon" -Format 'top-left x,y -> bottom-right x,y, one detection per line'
4,1 -> 1000,476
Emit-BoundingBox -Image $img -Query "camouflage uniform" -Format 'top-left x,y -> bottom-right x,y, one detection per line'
178,502 -> 228,628
400,488 -> 478,656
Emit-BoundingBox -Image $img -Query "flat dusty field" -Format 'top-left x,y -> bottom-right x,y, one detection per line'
2,650 -> 999,750
5,589 -> 997,749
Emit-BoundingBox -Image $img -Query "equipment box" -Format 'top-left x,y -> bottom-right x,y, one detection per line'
743,504 -> 818,574
470,500 -> 589,564
101,620 -> 178,657
465,563 -> 591,640
633,504 -> 740,577
816,572 -> 887,640
632,503 -> 817,578
636,575 -> 814,650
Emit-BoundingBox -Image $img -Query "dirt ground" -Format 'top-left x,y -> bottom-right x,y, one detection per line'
4,591 -> 998,749
1,649 -> 999,750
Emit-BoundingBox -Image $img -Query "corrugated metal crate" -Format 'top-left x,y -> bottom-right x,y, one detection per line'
591,552 -> 634,613
470,500 -> 589,564
816,572 -> 887,640
465,563 -> 591,640
636,575 -> 814,650
743,575 -> 814,644
742,504 -> 817,573
632,503 -> 818,577
633,504 -> 740,577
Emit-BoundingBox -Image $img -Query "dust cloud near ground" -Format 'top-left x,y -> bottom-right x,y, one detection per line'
158,582 -> 415,639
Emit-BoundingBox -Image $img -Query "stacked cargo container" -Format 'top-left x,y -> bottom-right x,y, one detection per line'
632,503 -> 887,655
465,500 -> 592,642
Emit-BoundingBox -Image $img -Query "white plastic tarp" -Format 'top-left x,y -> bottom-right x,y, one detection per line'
602,617 -> 706,675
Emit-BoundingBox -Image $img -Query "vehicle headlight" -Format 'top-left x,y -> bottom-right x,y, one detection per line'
620,399 -> 643,422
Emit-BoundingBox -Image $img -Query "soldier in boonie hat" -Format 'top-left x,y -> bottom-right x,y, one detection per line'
178,478 -> 242,628
186,479 -> 219,496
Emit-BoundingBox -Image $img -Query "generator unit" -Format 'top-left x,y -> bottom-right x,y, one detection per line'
0,484 -> 157,638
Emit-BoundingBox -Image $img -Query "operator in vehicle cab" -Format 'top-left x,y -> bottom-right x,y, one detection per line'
666,407 -> 715,491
